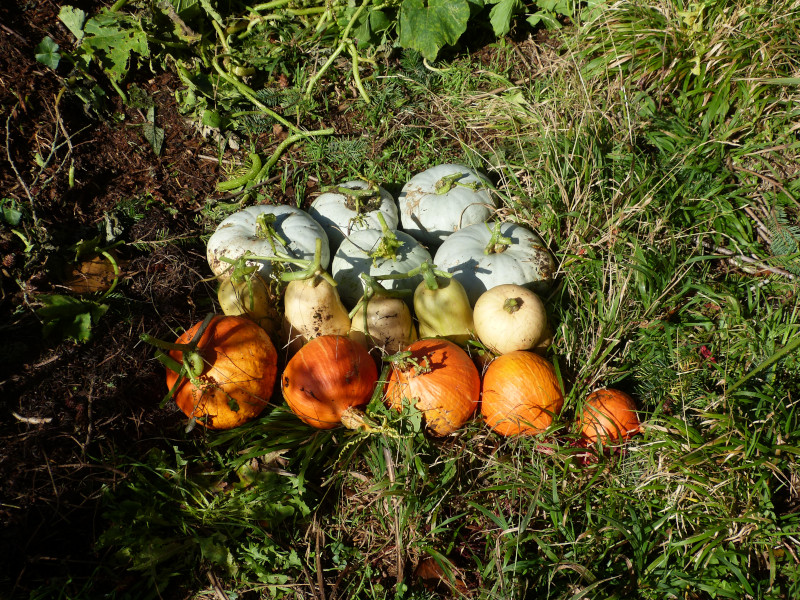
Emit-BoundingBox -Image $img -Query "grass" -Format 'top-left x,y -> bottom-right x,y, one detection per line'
17,0 -> 800,598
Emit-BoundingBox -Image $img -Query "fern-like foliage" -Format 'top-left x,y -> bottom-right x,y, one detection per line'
766,204 -> 800,275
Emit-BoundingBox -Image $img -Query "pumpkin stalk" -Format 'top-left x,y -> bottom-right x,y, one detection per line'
503,297 -> 521,314
140,312 -> 216,404
328,182 -> 380,214
417,260 -> 448,290
484,221 -> 513,255
377,261 -> 451,284
255,213 -> 288,253
280,238 -> 337,287
348,273 -> 411,320
369,212 -> 402,264
385,349 -> 431,373
434,171 -> 481,195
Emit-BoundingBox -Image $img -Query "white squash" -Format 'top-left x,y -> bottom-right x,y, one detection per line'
433,221 -> 555,305
473,284 -> 548,354
307,180 -> 398,251
397,163 -> 496,247
207,205 -> 329,280
331,228 -> 432,308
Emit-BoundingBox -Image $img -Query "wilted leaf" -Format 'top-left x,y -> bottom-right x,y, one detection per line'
63,255 -> 126,294
142,106 -> 165,155
58,5 -> 87,40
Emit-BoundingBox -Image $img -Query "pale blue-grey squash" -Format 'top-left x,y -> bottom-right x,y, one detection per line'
433,221 -> 555,305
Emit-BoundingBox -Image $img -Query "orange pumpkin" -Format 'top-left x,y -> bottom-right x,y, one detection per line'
384,338 -> 480,436
481,351 -> 563,436
166,315 -> 278,430
281,335 -> 378,429
579,388 -> 641,444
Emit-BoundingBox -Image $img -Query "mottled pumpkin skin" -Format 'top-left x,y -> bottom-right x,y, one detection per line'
281,335 -> 378,429
166,315 -> 278,430
481,351 -> 563,436
580,389 -> 641,444
385,338 -> 480,436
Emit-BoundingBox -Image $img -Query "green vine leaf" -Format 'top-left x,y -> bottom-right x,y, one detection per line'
486,0 -> 522,37
36,294 -> 109,343
398,0 -> 471,61
34,37 -> 61,70
81,11 -> 150,82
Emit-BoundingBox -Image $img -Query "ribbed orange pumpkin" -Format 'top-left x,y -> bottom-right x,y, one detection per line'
281,335 -> 378,429
166,315 -> 278,430
579,388 -> 641,444
384,338 -> 480,436
481,351 -> 563,436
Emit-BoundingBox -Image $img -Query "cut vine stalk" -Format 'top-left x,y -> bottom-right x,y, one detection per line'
304,0 -> 372,102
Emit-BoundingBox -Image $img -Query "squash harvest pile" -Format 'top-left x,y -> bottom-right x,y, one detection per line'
146,163 -> 642,448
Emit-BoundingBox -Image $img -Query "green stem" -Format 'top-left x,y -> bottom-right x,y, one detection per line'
140,313 -> 215,353
348,42 -> 370,104
375,261 -> 452,283
251,0 -> 292,10
348,273 -> 410,319
417,261 -> 442,290
217,152 -> 262,191
97,250 -> 120,300
249,128 -> 335,186
289,6 -> 327,16
212,57 -> 300,134
109,0 -> 129,11
280,237 -> 337,287
305,0 -> 371,97
140,313 -> 215,390
484,221 -> 512,255
369,212 -> 401,264
435,172 -> 465,194
255,213 -> 288,252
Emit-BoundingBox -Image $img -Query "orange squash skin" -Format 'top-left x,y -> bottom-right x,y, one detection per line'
481,351 -> 563,436
166,315 -> 278,430
385,338 -> 480,436
580,388 -> 641,444
281,335 -> 378,429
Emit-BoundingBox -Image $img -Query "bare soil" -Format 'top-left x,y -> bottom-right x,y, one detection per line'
0,1 -> 231,596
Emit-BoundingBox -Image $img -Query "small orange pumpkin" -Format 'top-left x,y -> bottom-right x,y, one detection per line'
481,351 -> 563,436
166,315 -> 278,430
384,338 -> 480,436
281,335 -> 378,429
579,388 -> 641,444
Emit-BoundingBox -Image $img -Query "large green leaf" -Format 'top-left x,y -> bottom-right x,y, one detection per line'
486,0 -> 522,37
82,11 -> 149,82
398,0 -> 471,61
